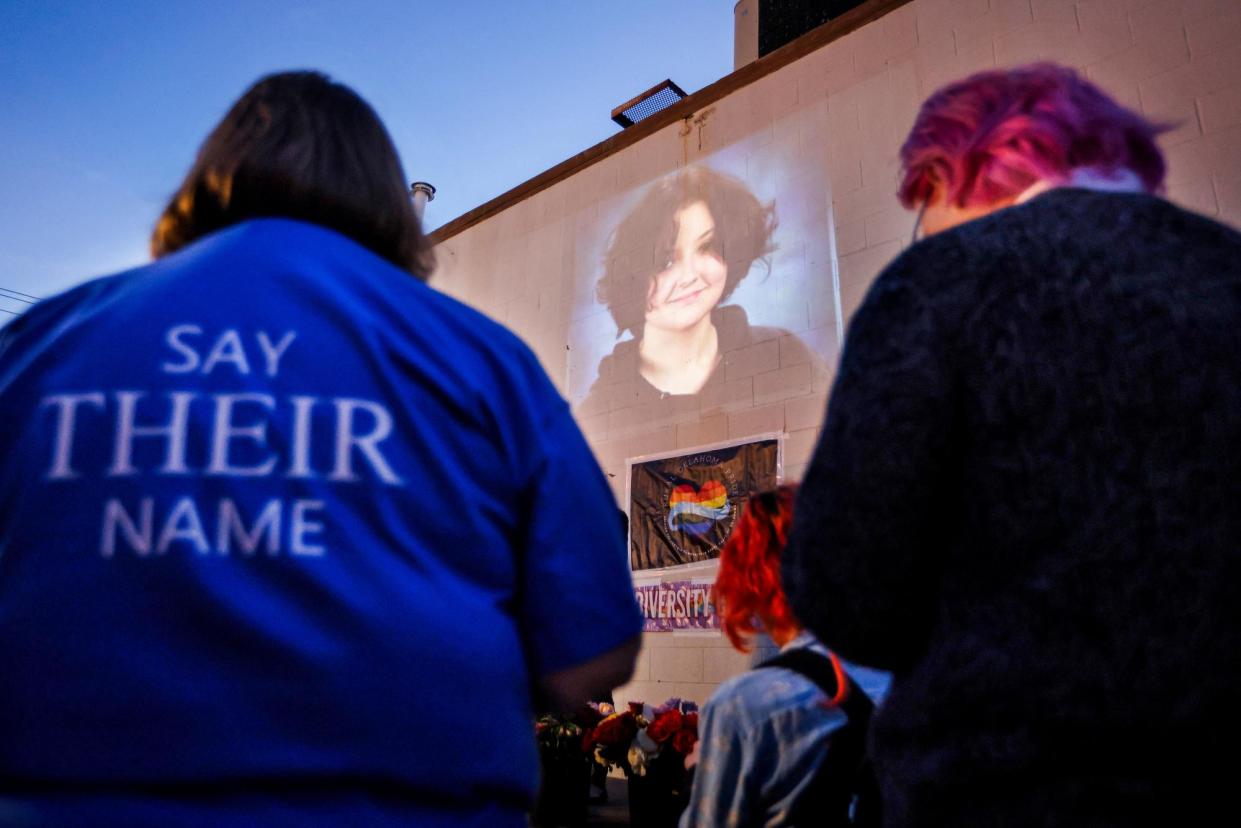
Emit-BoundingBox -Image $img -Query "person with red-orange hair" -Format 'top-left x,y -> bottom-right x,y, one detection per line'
713,487 -> 803,653
784,63 -> 1241,826
681,486 -> 889,828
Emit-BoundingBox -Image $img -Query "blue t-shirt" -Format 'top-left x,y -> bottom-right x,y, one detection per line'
0,219 -> 642,826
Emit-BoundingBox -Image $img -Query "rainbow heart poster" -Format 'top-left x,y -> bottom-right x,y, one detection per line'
628,437 -> 779,571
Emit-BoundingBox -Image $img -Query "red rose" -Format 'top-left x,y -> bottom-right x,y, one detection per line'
646,709 -> 683,744
683,712 -> 699,733
593,712 -> 638,746
672,728 -> 697,755
581,727 -> 595,752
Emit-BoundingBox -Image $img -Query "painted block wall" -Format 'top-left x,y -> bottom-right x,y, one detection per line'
432,0 -> 1241,709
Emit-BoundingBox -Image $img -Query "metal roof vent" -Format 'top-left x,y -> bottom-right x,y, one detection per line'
611,79 -> 688,128
410,181 -> 436,222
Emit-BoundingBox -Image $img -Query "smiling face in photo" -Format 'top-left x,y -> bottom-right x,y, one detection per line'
644,201 -> 728,334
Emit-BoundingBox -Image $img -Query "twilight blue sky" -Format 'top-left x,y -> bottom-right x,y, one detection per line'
0,1 -> 733,316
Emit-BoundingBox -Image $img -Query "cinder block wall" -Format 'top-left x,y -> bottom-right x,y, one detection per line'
433,0 -> 1241,709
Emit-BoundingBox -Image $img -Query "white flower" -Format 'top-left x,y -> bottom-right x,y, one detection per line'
628,744 -> 649,777
635,727 -> 659,755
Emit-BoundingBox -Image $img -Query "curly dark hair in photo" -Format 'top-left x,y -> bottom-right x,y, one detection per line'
151,71 -> 434,279
596,166 -> 776,338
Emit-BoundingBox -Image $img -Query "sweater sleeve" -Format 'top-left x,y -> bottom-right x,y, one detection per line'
782,249 -> 962,670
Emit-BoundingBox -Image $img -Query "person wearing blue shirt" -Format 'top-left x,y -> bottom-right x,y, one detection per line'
0,71 -> 642,828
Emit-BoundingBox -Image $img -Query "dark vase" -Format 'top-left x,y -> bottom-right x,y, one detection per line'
627,750 -> 690,828
532,753 -> 592,828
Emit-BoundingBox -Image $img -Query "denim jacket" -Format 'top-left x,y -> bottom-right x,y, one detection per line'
680,632 -> 890,827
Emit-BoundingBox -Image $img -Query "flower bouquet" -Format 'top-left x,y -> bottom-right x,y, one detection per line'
581,698 -> 699,828
532,713 -> 591,828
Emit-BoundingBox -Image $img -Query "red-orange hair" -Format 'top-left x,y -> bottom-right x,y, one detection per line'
713,485 -> 801,652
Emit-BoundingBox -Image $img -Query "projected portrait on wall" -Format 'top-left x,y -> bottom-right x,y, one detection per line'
573,162 -> 834,418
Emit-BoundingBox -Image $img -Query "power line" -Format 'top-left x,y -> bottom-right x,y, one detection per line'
0,287 -> 40,303
0,307 -> 20,316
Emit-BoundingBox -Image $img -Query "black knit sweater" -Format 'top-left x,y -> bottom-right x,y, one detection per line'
784,189 -> 1241,826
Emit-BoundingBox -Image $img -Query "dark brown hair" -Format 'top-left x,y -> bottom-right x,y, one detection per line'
151,71 -> 434,278
596,166 -> 776,338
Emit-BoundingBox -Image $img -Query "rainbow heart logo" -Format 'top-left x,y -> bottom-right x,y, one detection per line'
667,480 -> 731,536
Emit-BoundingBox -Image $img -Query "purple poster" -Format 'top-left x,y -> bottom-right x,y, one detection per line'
634,580 -> 719,632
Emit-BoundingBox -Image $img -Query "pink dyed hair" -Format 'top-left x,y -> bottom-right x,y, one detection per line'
898,63 -> 1169,209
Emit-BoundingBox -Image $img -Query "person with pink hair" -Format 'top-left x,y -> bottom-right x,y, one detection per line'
784,64 -> 1241,826
897,63 -> 1167,236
